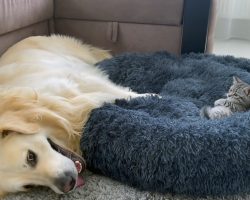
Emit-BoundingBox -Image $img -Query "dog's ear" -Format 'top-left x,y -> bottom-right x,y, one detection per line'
0,117 -> 39,138
0,88 -> 40,138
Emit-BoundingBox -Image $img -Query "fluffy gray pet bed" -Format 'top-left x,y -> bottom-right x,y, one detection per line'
81,52 -> 250,196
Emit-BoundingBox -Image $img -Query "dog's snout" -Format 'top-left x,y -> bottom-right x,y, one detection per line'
54,171 -> 77,193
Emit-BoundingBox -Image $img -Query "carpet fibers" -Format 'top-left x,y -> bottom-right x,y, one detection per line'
4,171 -> 250,200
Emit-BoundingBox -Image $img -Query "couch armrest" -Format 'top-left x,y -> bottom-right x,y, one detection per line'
0,0 -> 54,55
0,0 -> 53,35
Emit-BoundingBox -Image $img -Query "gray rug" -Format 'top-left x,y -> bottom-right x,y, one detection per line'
3,170 -> 250,200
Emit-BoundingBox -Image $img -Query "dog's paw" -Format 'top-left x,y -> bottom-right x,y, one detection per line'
136,93 -> 162,98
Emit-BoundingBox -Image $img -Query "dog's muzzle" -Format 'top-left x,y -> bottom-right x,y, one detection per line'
54,171 -> 77,193
47,138 -> 86,193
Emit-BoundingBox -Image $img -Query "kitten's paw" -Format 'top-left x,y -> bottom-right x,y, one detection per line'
214,99 -> 226,106
200,106 -> 211,119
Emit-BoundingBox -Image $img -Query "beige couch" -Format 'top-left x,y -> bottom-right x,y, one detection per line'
0,0 -> 216,56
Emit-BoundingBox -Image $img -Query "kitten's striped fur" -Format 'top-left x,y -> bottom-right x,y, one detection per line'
201,76 -> 250,120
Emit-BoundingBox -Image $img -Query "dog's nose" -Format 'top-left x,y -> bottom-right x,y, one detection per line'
54,171 -> 76,193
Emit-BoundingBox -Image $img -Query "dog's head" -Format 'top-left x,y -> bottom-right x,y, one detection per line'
0,88 -> 86,196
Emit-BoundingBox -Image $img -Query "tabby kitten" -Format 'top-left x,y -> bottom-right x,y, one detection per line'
200,76 -> 250,119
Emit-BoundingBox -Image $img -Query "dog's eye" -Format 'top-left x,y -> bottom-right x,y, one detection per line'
23,184 -> 35,190
26,150 -> 38,167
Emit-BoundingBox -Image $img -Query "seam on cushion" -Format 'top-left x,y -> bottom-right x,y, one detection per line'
54,18 -> 183,28
54,17 -> 182,27
47,0 -> 55,35
179,25 -> 183,55
51,0 -> 56,34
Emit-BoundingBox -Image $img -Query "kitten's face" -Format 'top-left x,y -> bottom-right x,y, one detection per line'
227,76 -> 250,105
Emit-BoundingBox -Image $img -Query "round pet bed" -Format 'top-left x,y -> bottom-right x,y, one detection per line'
80,52 -> 250,196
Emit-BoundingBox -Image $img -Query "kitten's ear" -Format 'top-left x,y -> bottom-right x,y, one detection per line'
244,87 -> 250,96
233,76 -> 243,84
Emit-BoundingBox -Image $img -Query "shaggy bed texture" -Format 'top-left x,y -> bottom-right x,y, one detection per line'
80,52 -> 250,197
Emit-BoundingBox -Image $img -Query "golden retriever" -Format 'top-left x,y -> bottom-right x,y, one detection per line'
0,35 -> 147,197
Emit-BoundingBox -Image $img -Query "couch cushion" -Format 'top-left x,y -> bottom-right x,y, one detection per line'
0,0 -> 53,35
55,0 -> 184,26
55,19 -> 182,54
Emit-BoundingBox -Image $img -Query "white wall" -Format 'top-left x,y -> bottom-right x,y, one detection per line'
215,0 -> 250,40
